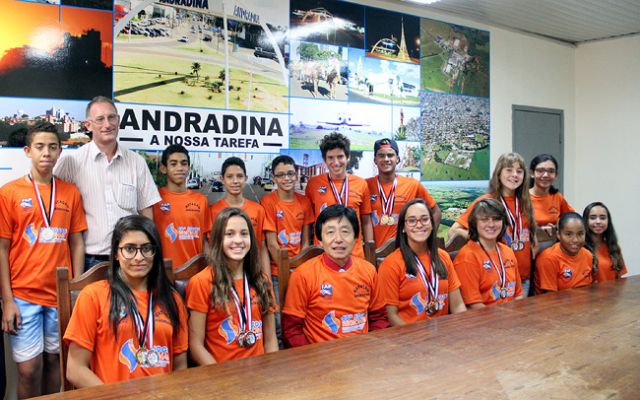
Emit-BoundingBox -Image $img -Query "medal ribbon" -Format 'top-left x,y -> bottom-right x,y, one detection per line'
414,255 -> 439,305
28,174 -> 56,229
500,196 -> 522,245
131,293 -> 154,350
376,177 -> 397,217
479,242 -> 507,291
230,273 -> 252,333
327,174 -> 348,206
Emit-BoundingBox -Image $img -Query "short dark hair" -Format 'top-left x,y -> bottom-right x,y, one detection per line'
558,212 -> 584,231
271,155 -> 295,173
319,132 -> 350,159
161,144 -> 190,166
315,204 -> 359,241
86,95 -> 116,118
26,121 -> 60,146
468,198 -> 509,242
221,156 -> 246,176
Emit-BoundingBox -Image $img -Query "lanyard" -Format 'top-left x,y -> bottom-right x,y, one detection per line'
327,174 -> 348,206
478,242 -> 507,291
28,174 -> 55,228
500,196 -> 522,244
414,255 -> 439,304
230,273 -> 252,332
376,177 -> 397,217
132,293 -> 154,350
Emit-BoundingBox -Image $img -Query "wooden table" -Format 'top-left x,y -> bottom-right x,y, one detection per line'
40,277 -> 640,399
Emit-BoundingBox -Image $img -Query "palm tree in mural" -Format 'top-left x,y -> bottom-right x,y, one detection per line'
191,62 -> 202,81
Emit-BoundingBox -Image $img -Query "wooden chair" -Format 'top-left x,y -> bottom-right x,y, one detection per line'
365,238 -> 396,269
169,254 -> 209,299
56,262 -> 110,391
445,234 -> 468,262
277,245 -> 324,306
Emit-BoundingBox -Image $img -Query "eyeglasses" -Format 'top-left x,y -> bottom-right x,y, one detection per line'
274,171 -> 297,179
118,245 -> 156,260
88,114 -> 119,125
534,168 -> 556,175
405,215 -> 430,227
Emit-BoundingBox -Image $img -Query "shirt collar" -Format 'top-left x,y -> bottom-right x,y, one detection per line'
322,253 -> 353,272
89,140 -> 122,161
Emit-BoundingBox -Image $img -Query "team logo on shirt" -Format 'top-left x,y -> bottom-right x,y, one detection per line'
371,211 -> 379,226
119,339 -> 139,373
562,268 -> 573,279
341,313 -> 366,333
22,223 -> 37,246
320,203 -> 328,212
322,311 -> 340,334
482,260 -> 492,270
278,229 -> 289,245
20,198 -> 32,208
165,223 -> 179,243
276,210 -> 284,219
159,203 -> 171,212
55,200 -> 70,212
370,194 -> 378,202
38,227 -> 67,243
318,186 -> 327,194
320,283 -> 333,297
185,202 -> 201,212
491,283 -> 501,300
218,316 -> 239,345
353,284 -> 370,298
410,293 -> 427,314
548,206 -> 559,215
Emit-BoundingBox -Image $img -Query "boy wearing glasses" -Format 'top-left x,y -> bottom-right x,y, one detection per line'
153,145 -> 210,269
260,156 -> 314,296
366,138 -> 441,248
0,122 -> 87,398
55,96 -> 160,271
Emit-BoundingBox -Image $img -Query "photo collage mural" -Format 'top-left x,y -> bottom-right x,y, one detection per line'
0,0 -> 490,236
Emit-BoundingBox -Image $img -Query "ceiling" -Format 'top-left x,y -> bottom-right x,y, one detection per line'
393,0 -> 640,45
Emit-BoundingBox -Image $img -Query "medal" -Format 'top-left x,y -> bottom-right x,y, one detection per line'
231,273 -> 256,348
327,174 -> 349,206
415,255 -> 440,317
28,174 -> 56,241
511,241 -> 519,251
517,241 -> 524,251
376,177 -> 397,228
500,196 -> 524,251
479,242 -> 508,301
131,292 -> 155,367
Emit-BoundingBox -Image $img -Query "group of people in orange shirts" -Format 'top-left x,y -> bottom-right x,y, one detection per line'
0,97 -> 626,397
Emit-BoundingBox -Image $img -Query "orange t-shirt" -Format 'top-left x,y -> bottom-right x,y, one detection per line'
282,254 -> 384,344
378,248 -> 460,323
153,188 -> 211,269
209,198 -> 266,247
366,176 -> 437,248
535,242 -> 593,292
0,177 -> 87,307
454,241 -> 523,306
530,191 -> 574,226
185,266 -> 276,363
63,281 -> 188,384
260,191 -> 314,276
305,174 -> 372,258
456,194 -> 533,280
593,244 -> 627,282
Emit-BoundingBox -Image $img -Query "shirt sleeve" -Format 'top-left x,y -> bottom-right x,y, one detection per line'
0,188 -> 13,239
535,252 -> 559,292
260,197 -> 277,233
69,185 -> 88,234
202,197 -> 212,235
53,154 -> 76,184
453,247 -> 484,305
135,153 -> 161,210
559,193 -> 575,214
417,183 -> 437,209
301,197 -> 315,225
63,286 -> 100,352
455,196 -> 483,229
173,294 -> 189,354
377,257 -> 402,307
359,182 -> 372,216
367,265 -> 386,312
185,272 -> 212,314
281,268 -> 309,319
440,250 -> 461,292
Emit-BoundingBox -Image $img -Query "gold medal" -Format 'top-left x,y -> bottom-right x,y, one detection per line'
426,300 -> 438,315
381,215 -> 389,225
387,216 -> 395,225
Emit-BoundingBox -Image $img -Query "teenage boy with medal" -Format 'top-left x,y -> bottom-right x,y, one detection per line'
282,205 -> 388,347
366,139 -> 441,248
152,144 -> 211,269
378,199 -> 465,326
454,199 -> 524,308
187,208 -> 278,364
64,216 -> 188,387
305,133 -> 373,259
0,122 -> 87,398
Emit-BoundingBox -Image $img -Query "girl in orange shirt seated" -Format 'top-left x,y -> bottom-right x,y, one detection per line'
583,202 -> 627,282
535,212 -> 594,293
378,199 -> 466,325
528,154 -> 574,235
454,198 -> 524,308
186,208 -> 278,364
64,215 -> 188,387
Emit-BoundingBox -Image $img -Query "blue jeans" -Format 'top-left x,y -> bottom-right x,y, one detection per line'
84,254 -> 109,272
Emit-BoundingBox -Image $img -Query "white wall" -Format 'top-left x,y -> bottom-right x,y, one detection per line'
575,35 -> 640,277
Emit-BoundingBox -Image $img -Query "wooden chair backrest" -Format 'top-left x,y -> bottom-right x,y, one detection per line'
169,254 -> 209,299
373,238 -> 397,268
445,234 -> 468,252
277,245 -> 324,305
56,262 -> 110,391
